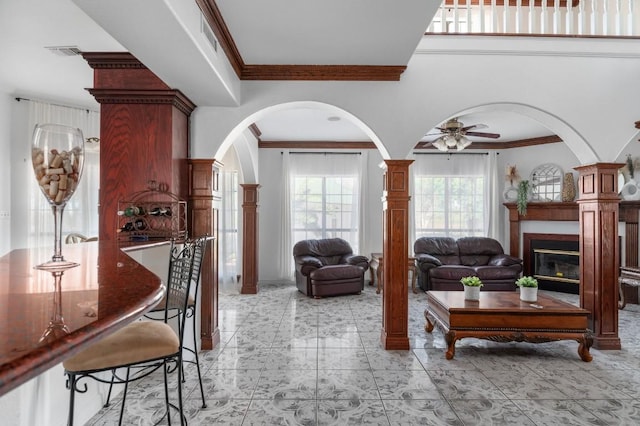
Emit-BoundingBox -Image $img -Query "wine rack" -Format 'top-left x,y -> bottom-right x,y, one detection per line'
117,184 -> 187,244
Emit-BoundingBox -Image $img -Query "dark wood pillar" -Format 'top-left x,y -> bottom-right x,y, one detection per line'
83,52 -> 195,243
575,163 -> 622,350
380,159 -> 413,350
240,184 -> 260,294
188,159 -> 222,350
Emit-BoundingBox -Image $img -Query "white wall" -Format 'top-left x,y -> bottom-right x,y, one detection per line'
0,93 -> 11,256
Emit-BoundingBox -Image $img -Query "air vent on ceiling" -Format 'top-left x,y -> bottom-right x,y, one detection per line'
200,13 -> 218,54
45,46 -> 82,57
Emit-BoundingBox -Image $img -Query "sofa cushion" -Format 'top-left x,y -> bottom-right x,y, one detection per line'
457,237 -> 504,266
414,237 -> 460,265
429,265 -> 476,281
293,238 -> 354,266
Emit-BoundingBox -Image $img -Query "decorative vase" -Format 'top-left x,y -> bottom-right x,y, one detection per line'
463,285 -> 480,301
561,173 -> 576,202
520,286 -> 538,303
620,179 -> 640,201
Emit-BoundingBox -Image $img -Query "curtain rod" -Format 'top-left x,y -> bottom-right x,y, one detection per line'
282,151 -> 361,155
413,151 -> 491,156
15,97 -> 99,114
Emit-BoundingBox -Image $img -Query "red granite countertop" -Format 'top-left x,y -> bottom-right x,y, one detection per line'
0,241 -> 165,396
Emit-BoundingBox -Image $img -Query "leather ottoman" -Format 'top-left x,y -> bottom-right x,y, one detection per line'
310,265 -> 364,298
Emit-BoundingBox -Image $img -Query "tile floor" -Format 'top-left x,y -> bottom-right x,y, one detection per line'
87,282 -> 640,425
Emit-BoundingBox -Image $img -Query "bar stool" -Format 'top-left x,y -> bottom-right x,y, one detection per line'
63,236 -> 208,425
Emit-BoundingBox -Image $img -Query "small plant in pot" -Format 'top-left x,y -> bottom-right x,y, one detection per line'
516,275 -> 538,302
460,276 -> 483,301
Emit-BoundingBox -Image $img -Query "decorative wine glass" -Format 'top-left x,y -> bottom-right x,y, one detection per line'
31,123 -> 84,270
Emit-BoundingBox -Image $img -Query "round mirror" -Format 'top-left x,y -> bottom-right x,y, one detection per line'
530,164 -> 563,202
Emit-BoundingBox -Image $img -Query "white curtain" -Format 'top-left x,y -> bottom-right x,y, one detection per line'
411,152 -> 489,242
26,100 -> 100,249
282,151 -> 363,279
278,151 -> 293,280
219,170 -> 239,284
486,152 -> 501,240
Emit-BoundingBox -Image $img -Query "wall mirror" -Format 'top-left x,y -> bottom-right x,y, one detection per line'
530,163 -> 563,202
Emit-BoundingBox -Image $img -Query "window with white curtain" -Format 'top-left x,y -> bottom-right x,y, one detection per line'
412,153 -> 490,239
283,152 -> 363,271
220,170 -> 239,283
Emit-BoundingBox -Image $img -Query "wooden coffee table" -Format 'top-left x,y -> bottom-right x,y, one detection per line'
424,291 -> 593,362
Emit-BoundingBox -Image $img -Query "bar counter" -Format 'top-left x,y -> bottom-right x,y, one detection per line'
0,241 -> 165,397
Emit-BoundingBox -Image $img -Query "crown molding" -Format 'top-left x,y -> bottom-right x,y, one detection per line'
82,52 -> 147,69
259,140 -> 377,150
87,89 -> 196,115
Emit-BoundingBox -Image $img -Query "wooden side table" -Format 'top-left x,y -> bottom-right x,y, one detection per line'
369,252 -> 418,294
619,266 -> 640,309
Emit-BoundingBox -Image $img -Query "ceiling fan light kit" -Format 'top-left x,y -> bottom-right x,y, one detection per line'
427,117 -> 500,152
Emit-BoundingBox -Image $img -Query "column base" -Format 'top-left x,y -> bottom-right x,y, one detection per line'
380,329 -> 410,350
592,336 -> 621,350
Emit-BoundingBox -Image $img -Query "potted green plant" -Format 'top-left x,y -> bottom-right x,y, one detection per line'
516,275 -> 538,302
460,276 -> 483,301
517,180 -> 530,216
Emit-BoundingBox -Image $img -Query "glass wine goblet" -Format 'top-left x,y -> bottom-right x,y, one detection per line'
31,123 -> 85,270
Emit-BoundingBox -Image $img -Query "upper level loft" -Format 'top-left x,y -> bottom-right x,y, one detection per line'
428,0 -> 638,37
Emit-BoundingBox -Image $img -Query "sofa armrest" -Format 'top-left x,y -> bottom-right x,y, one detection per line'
295,255 -> 323,276
488,254 -> 522,267
345,254 -> 370,271
415,253 -> 443,270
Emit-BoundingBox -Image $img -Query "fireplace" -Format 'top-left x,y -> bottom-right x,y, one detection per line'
523,233 -> 580,294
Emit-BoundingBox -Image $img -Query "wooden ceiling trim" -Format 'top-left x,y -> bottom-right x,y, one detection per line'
259,141 -> 378,150
198,1 -> 406,81
241,65 -> 406,81
196,0 -> 245,78
82,52 -> 147,69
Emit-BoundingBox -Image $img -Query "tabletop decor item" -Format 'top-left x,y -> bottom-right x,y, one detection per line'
516,275 -> 539,302
31,123 -> 84,270
460,275 -> 483,301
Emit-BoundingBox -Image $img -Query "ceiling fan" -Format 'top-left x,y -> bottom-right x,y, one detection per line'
426,117 -> 501,152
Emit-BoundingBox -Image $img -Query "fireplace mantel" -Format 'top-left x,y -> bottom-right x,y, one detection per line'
505,199 -> 640,271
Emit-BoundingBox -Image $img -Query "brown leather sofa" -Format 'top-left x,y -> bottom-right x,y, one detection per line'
293,238 -> 369,298
414,236 -> 522,291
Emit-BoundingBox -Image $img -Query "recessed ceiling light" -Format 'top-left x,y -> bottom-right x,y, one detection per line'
327,116 -> 341,122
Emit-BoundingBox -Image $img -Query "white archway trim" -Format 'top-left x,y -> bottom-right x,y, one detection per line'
213,101 -> 390,178
458,102 -> 599,165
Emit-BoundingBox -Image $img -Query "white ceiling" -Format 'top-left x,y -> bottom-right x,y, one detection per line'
0,0 -> 554,145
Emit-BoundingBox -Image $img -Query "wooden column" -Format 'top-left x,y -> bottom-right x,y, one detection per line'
83,52 -> 195,243
575,163 -> 622,350
380,160 -> 413,350
240,184 -> 260,294
188,159 -> 222,350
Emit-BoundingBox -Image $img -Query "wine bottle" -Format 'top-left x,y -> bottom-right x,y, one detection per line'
117,206 -> 145,217
117,218 -> 147,233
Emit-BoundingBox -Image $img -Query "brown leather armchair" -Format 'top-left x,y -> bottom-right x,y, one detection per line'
293,238 -> 369,298
414,236 -> 522,291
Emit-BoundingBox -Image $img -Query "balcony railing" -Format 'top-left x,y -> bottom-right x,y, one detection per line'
427,0 -> 638,36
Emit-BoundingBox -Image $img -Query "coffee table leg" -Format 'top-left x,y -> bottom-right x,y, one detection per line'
578,333 -> 593,362
444,331 -> 457,360
425,315 -> 434,333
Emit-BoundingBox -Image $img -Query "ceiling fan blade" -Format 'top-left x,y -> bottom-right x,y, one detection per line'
465,131 -> 501,139
461,123 -> 487,131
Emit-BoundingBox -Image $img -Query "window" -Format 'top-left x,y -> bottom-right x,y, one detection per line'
412,153 -> 489,239
414,175 -> 485,238
292,175 -> 357,245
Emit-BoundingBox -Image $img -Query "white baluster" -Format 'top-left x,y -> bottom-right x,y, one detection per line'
452,0 -> 460,32
514,0 -> 523,34
465,0 -> 472,33
602,0 -> 609,35
614,0 -> 622,36
577,0 -> 585,34
528,0 -> 536,34
628,0 -> 635,36
566,0 -> 575,35
540,0 -> 548,34
491,0 -> 498,33
503,0 -> 510,33
479,0 -> 485,33
591,0 -> 597,35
